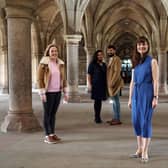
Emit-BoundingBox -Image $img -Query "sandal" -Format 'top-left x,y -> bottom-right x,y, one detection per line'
129,152 -> 142,158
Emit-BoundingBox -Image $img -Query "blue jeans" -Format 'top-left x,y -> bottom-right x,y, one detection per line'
111,92 -> 121,120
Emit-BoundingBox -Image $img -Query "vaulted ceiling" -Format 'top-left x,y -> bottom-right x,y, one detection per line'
82,0 -> 168,57
0,0 -> 168,53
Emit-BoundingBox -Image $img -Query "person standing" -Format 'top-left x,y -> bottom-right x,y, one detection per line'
128,36 -> 159,162
87,50 -> 107,124
37,44 -> 67,144
107,45 -> 124,125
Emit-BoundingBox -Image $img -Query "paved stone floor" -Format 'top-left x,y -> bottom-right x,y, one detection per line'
0,88 -> 168,168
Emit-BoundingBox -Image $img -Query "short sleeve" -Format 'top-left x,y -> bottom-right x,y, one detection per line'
88,63 -> 94,75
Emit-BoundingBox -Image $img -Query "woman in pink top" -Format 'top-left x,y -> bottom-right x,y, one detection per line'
37,44 -> 67,144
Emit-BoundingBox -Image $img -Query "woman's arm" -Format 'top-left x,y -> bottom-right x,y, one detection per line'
37,64 -> 46,102
151,58 -> 159,108
37,64 -> 45,94
87,63 -> 93,92
128,69 -> 134,109
87,74 -> 92,91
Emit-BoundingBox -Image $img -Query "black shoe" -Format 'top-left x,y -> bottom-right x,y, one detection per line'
95,119 -> 102,124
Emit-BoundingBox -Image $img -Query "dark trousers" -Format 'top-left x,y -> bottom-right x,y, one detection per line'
43,92 -> 61,136
94,99 -> 102,122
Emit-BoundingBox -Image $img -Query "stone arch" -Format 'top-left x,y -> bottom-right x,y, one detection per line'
85,0 -> 161,52
45,12 -> 65,60
32,0 -> 65,88
94,0 -> 158,30
56,0 -> 90,34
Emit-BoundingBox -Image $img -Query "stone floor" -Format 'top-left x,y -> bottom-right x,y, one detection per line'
0,87 -> 168,168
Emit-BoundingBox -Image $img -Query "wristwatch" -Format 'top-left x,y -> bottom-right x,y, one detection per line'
153,95 -> 158,99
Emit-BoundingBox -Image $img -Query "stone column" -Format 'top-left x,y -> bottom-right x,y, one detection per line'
64,34 -> 82,102
0,45 -> 9,93
85,47 -> 95,88
158,49 -> 168,94
31,52 -> 38,89
31,26 -> 38,89
1,7 -> 41,132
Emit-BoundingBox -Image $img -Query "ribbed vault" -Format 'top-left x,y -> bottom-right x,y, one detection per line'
83,0 -> 168,58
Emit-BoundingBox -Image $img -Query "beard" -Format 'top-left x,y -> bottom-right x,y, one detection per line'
108,53 -> 114,57
97,59 -> 103,63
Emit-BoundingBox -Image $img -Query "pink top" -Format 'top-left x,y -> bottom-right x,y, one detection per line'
47,60 -> 60,92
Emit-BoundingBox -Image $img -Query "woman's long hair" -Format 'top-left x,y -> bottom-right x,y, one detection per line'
91,50 -> 103,64
132,36 -> 150,68
44,43 -> 59,57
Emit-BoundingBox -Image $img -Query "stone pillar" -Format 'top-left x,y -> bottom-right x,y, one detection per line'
1,7 -> 41,132
31,26 -> 38,89
85,47 -> 95,88
158,49 -> 168,94
31,52 -> 38,89
64,34 -> 82,102
0,45 -> 9,93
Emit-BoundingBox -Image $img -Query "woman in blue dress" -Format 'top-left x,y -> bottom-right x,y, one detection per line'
87,50 -> 107,124
128,36 -> 159,162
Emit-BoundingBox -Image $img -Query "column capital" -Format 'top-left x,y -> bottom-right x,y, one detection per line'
64,34 -> 82,44
4,0 -> 37,20
5,6 -> 34,20
5,0 -> 37,8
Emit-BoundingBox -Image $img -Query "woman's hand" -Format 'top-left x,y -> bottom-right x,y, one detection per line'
128,99 -> 132,109
63,94 -> 68,102
88,84 -> 92,92
152,97 -> 158,108
40,94 -> 46,102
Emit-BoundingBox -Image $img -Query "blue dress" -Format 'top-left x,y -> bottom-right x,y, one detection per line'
132,55 -> 154,138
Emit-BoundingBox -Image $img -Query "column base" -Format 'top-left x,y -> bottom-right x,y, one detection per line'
1,112 -> 42,133
67,93 -> 81,103
159,84 -> 168,95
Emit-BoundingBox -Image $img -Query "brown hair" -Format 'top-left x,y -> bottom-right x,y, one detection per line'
132,36 -> 150,68
107,45 -> 116,50
44,43 -> 58,57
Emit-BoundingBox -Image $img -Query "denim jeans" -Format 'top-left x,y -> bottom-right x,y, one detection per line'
111,92 -> 120,120
43,92 -> 61,135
